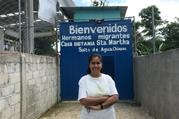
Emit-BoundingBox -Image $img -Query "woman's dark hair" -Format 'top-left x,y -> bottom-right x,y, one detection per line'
87,53 -> 103,74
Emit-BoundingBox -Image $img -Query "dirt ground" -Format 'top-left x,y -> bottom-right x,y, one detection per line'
38,101 -> 154,119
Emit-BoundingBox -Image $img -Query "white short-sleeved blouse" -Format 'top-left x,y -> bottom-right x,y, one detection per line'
78,73 -> 118,119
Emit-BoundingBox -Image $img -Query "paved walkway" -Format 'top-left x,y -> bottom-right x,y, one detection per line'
38,101 -> 154,119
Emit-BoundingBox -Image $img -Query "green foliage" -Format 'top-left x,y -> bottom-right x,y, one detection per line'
133,20 -> 154,55
137,40 -> 153,55
93,1 -> 99,6
155,37 -> 163,51
139,5 -> 162,37
134,5 -> 164,55
160,18 -> 179,51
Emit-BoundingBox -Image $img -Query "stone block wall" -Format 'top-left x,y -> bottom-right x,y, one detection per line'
0,52 -> 58,119
21,54 -> 57,119
0,52 -> 21,119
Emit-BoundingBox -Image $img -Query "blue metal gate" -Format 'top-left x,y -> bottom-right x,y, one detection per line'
59,20 -> 134,100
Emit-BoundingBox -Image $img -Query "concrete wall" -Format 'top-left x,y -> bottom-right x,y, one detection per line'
0,52 -> 21,119
134,48 -> 179,119
0,52 -> 58,119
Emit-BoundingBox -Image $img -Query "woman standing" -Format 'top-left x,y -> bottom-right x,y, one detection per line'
78,53 -> 119,119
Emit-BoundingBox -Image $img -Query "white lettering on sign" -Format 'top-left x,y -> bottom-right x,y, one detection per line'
60,41 -> 72,47
62,35 -> 91,41
98,34 -> 130,40
96,40 -> 107,46
92,47 -> 99,52
69,24 -> 127,35
108,39 -> 129,45
74,41 -> 95,46
98,34 -> 112,40
78,47 -> 91,52
60,21 -> 132,53
101,47 -> 127,53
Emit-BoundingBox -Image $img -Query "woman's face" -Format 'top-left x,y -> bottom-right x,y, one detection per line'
89,56 -> 102,76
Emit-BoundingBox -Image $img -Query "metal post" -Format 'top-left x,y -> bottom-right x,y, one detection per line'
18,0 -> 22,52
55,25 -> 61,102
133,16 -> 137,56
152,6 -> 156,54
55,17 -> 63,102
0,29 -> 4,51
18,1 -> 23,119
25,0 -> 34,53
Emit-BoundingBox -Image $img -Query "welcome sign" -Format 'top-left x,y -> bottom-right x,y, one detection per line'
59,20 -> 133,100
60,19 -> 132,55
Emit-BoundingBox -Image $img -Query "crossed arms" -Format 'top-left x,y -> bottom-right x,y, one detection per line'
79,94 -> 118,110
